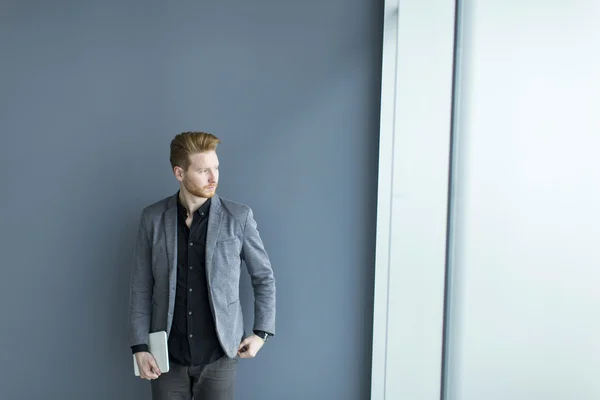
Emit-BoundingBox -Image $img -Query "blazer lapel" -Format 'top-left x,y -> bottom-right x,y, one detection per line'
205,195 -> 223,278
164,194 -> 178,277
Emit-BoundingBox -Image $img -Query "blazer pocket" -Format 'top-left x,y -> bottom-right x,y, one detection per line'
217,238 -> 241,257
217,237 -> 239,247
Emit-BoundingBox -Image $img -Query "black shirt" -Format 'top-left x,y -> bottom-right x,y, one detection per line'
168,196 -> 224,366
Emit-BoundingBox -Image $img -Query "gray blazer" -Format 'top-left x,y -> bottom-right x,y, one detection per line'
128,193 -> 276,359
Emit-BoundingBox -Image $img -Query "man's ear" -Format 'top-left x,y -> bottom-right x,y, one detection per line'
173,166 -> 184,181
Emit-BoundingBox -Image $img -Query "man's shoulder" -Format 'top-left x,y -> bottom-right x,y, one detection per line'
218,196 -> 252,219
140,194 -> 174,218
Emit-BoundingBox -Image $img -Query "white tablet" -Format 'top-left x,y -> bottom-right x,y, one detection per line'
133,331 -> 170,376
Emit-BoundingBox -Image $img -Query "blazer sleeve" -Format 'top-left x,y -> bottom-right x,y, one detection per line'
128,209 -> 154,348
241,207 -> 276,335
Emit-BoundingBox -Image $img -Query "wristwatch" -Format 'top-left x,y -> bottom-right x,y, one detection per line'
254,330 -> 270,342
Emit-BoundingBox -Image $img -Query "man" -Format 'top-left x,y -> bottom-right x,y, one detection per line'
128,131 -> 276,400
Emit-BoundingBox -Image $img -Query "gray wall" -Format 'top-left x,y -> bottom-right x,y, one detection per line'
0,1 -> 382,399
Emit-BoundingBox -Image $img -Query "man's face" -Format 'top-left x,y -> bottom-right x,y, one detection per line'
176,151 -> 219,198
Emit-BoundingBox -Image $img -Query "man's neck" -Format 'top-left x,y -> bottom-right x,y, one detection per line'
178,189 -> 208,216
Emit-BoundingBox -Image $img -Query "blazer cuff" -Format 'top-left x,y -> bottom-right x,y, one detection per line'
131,344 -> 149,354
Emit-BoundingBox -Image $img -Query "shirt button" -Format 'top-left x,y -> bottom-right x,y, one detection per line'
189,288 -> 192,292
189,266 -> 193,270
189,334 -> 193,338
188,311 -> 192,315
189,242 -> 193,246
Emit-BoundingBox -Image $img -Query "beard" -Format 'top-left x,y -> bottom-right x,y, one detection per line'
183,179 -> 218,199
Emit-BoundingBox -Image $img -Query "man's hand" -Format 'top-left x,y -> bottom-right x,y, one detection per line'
135,352 -> 161,380
237,335 -> 265,358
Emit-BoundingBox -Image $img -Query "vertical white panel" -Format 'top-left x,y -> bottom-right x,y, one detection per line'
445,1 -> 600,399
370,3 -> 399,398
372,0 -> 456,398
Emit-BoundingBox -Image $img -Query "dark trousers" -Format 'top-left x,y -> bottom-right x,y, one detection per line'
151,356 -> 238,400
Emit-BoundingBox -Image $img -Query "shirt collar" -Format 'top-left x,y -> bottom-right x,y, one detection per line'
177,192 -> 211,220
